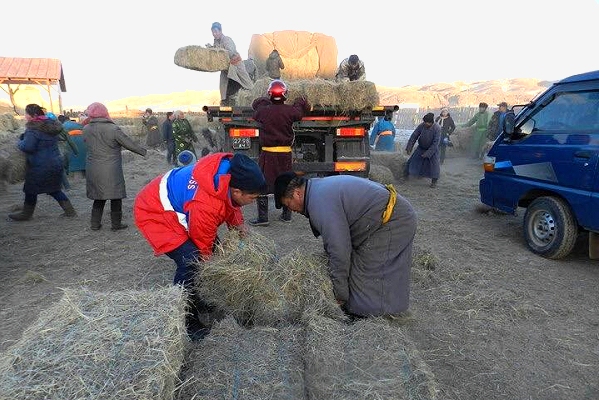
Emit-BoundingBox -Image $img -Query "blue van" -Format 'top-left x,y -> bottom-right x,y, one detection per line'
479,70 -> 599,259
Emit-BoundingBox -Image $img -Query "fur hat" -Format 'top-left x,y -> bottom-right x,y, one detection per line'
423,112 -> 435,123
229,153 -> 267,193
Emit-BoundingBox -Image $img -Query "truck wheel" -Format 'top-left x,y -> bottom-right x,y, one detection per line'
523,196 -> 578,259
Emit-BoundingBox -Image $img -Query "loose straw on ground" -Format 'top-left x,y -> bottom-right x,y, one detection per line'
0,286 -> 187,400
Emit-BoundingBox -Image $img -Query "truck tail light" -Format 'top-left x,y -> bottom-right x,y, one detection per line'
483,155 -> 496,172
334,161 -> 367,172
229,128 -> 259,138
336,127 -> 365,137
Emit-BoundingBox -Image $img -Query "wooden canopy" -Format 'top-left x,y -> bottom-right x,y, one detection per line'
0,57 -> 66,114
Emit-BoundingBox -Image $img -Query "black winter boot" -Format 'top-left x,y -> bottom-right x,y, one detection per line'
58,200 -> 77,217
91,200 -> 105,230
249,195 -> 269,226
9,203 -> 35,221
110,199 -> 128,231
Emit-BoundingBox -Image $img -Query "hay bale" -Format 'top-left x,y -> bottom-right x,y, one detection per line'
237,77 -> 379,111
0,286 -> 187,400
304,315 -> 438,400
174,45 -> 229,72
0,113 -> 20,132
0,144 -> 26,184
370,151 -> 409,180
369,164 -> 395,184
195,230 -> 346,326
177,316 -> 305,399
338,80 -> 380,110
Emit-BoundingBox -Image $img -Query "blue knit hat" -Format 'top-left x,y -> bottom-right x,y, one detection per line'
229,153 -> 267,193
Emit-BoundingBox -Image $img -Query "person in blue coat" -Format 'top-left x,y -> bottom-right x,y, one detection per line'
369,115 -> 396,151
9,104 -> 77,221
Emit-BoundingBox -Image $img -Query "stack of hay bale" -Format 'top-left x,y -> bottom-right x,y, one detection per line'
0,113 -> 25,186
180,230 -> 438,399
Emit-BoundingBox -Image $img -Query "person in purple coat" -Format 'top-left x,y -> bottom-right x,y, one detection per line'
249,79 -> 309,226
405,112 -> 442,188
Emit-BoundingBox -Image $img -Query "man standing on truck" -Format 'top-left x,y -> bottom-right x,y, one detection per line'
207,22 -> 254,106
249,79 -> 310,226
335,54 -> 366,82
273,171 -> 417,318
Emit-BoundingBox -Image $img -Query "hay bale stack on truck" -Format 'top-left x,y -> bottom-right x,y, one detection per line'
181,30 -> 398,178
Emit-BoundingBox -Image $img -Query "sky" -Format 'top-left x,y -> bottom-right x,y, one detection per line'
2,0 -> 599,109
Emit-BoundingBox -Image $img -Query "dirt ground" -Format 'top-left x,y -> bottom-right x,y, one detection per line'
1,144 -> 598,400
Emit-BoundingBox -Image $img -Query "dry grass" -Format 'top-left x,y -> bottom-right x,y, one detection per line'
173,45 -> 229,72
0,286 -> 187,400
304,315 -> 438,399
194,230 -> 346,327
176,316 -> 305,399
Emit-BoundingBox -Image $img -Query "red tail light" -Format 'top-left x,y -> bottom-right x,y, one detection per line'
336,127 -> 365,137
229,128 -> 259,138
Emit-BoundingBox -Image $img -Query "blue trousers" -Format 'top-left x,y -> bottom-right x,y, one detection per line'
166,239 -> 201,288
25,191 -> 68,206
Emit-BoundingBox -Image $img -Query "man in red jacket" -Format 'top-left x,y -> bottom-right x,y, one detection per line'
134,152 -> 266,339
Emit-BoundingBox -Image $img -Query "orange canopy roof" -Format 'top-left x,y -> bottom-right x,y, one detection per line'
0,57 -> 66,91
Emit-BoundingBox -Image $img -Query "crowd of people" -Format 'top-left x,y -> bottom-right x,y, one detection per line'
8,27 -> 516,341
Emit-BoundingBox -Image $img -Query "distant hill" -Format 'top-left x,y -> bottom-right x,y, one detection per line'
0,78 -> 553,115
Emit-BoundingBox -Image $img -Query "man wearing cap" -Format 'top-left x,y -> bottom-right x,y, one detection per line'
335,54 -> 366,82
405,112 -> 442,188
133,152 -> 267,338
207,22 -> 254,106
273,172 -> 417,318
487,102 -> 514,141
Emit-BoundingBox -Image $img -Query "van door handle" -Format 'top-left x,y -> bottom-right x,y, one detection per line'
574,150 -> 592,159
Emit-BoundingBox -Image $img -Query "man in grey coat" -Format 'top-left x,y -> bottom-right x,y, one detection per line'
405,112 -> 441,188
274,172 -> 417,318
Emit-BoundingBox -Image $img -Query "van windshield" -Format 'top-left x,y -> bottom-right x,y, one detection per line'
530,90 -> 599,132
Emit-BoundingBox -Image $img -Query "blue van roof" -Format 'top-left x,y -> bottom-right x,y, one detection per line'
558,70 -> 599,84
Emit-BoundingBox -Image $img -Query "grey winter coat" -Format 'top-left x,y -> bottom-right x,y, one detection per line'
18,118 -> 64,195
304,175 -> 417,317
83,118 -> 147,200
406,122 -> 441,179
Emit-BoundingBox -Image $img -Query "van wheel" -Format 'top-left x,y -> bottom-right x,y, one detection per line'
523,197 -> 578,259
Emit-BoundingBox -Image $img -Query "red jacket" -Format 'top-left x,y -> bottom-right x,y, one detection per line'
133,153 -> 243,257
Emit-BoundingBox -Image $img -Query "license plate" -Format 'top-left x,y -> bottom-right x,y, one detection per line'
232,137 -> 251,149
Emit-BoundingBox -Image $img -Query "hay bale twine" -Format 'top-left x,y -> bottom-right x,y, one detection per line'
369,164 -> 395,184
370,151 -> 409,180
304,315 -> 438,400
174,45 -> 229,72
177,316 -> 305,399
0,286 -> 187,400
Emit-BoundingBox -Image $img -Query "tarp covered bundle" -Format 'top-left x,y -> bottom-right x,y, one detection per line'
173,45 -> 230,72
248,30 -> 338,80
0,286 -> 187,400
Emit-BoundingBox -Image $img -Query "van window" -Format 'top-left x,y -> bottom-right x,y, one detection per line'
531,91 -> 599,131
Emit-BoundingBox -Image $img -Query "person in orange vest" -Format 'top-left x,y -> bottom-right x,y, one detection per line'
370,114 -> 396,151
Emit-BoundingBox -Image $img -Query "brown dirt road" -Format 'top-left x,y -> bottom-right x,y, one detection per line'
1,147 -> 598,400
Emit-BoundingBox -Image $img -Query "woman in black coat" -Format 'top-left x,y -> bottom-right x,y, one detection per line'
9,104 -> 77,221
435,107 -> 456,165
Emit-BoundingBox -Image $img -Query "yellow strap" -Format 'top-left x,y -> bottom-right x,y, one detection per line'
382,184 -> 397,224
262,146 -> 292,152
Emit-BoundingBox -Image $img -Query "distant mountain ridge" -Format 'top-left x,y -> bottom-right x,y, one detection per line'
0,78 -> 553,115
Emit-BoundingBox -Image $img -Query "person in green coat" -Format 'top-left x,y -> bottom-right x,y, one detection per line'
462,102 -> 490,159
172,110 -> 198,161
